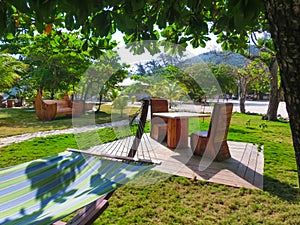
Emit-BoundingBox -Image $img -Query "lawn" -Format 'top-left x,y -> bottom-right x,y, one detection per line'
0,108 -> 299,224
0,104 -> 112,138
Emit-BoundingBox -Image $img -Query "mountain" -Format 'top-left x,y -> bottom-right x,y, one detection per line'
185,45 -> 260,68
186,51 -> 249,68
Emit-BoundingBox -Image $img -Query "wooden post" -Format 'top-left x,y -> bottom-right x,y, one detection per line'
127,98 -> 149,158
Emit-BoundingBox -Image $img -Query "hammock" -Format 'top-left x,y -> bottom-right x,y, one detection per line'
0,152 -> 154,225
0,98 -> 156,225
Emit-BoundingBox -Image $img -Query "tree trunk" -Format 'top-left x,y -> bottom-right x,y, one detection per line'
95,93 -> 102,113
82,82 -> 90,101
239,78 -> 247,113
240,96 -> 246,113
51,91 -> 54,100
265,0 -> 300,186
266,59 -> 279,121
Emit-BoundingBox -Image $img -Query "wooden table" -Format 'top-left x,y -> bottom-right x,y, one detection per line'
153,112 -> 210,149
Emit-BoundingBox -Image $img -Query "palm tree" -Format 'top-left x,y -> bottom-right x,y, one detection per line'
161,80 -> 185,109
0,53 -> 28,91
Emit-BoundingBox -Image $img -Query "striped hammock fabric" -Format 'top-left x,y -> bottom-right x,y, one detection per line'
0,151 -> 154,225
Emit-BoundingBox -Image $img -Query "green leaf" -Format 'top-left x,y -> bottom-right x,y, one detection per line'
114,13 -> 136,34
65,13 -> 75,30
82,40 -> 88,51
72,14 -> 81,30
50,40 -> 58,47
35,21 -> 44,34
92,12 -> 111,37
9,0 -> 32,13
6,33 -> 14,40
130,0 -> 146,11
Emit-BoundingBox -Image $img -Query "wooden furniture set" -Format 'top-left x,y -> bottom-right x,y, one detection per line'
150,99 -> 233,161
34,91 -> 84,121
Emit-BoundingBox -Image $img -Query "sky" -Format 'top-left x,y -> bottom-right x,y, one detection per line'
186,34 -> 222,55
112,30 -> 222,58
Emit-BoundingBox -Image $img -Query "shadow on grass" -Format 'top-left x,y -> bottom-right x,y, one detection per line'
51,115 -> 73,121
229,127 -> 252,134
45,111 -> 111,125
264,175 -> 300,202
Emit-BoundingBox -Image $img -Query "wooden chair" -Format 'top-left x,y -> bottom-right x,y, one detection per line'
14,97 -> 23,107
190,103 -> 233,161
150,98 -> 168,142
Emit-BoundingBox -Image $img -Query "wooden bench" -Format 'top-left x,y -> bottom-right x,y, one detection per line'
34,91 -> 84,121
190,103 -> 233,161
150,98 -> 169,142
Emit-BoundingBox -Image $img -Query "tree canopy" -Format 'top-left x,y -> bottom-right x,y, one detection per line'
20,32 -> 89,97
0,0 -> 265,56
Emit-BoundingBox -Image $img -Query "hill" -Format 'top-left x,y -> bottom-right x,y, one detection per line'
186,51 -> 249,68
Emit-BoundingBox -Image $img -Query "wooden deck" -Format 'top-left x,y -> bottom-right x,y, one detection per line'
148,139 -> 264,189
85,134 -> 264,190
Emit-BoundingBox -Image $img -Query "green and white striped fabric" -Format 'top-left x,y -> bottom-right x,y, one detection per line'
0,151 -> 154,225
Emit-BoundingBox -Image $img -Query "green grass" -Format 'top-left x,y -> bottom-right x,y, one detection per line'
0,105 -> 112,137
0,127 -> 119,168
98,175 -> 300,225
0,110 -> 299,224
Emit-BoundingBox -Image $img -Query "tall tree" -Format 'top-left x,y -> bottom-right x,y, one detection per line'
255,38 -> 282,121
246,35 -> 281,120
183,62 -> 222,102
208,63 -> 238,97
20,32 -> 89,96
160,80 -> 185,108
264,1 -> 300,185
237,59 -> 269,113
77,52 -> 128,112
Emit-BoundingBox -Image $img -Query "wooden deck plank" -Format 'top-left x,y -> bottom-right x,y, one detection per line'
150,137 -> 264,189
